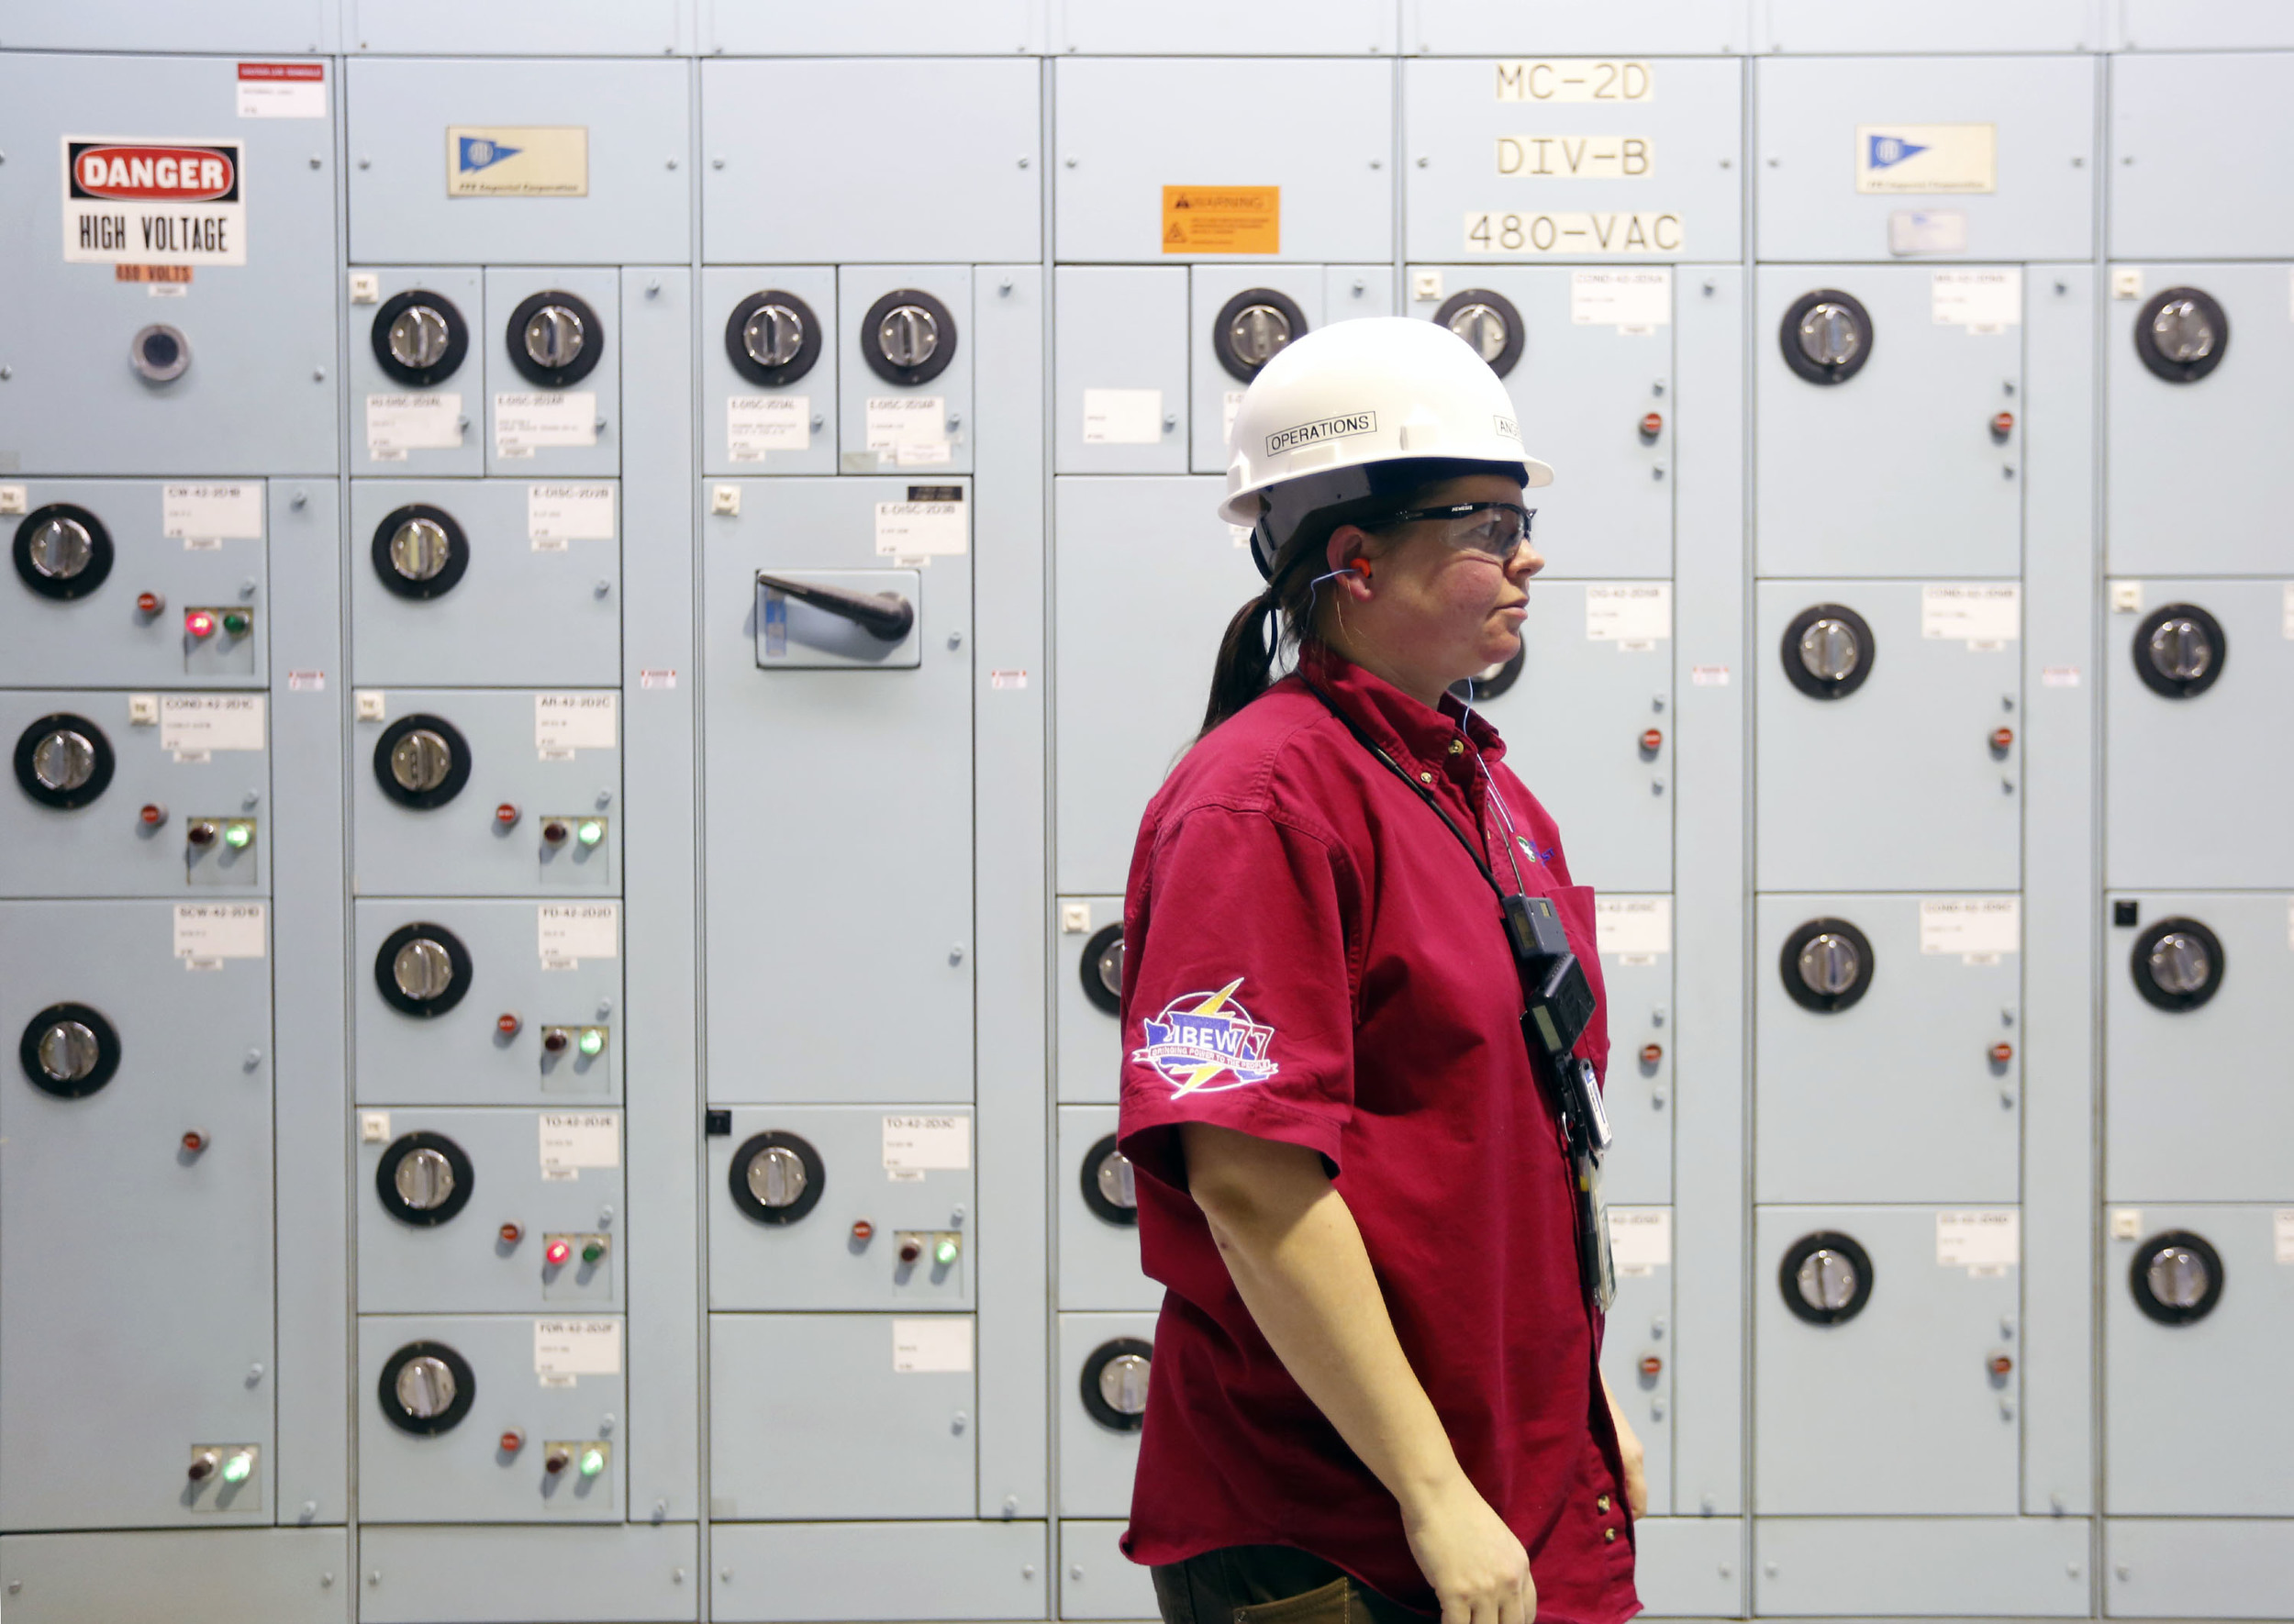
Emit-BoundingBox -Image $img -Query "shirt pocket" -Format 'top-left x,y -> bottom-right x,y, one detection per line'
1546,883 -> 1612,1078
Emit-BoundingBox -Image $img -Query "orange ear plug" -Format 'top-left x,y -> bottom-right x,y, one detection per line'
1351,559 -> 1373,579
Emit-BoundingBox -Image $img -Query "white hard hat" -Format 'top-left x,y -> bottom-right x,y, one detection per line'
1219,316 -> 1553,575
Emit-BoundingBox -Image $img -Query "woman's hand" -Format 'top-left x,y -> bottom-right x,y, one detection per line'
1601,1373 -> 1648,1518
1400,1474 -> 1536,1624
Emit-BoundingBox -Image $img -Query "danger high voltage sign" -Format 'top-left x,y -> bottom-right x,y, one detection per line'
61,137 -> 248,267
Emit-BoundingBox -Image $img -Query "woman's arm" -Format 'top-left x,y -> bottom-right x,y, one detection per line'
1179,1120 -> 1536,1624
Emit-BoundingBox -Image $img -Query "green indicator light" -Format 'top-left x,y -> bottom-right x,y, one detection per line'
219,1451 -> 253,1485
221,611 -> 251,636
222,821 -> 253,850
579,1446 -> 606,1478
575,819 -> 605,847
582,1240 -> 606,1264
934,1237 -> 960,1267
577,1028 -> 605,1057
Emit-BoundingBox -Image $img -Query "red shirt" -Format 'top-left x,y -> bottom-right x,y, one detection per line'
1116,646 -> 1640,1624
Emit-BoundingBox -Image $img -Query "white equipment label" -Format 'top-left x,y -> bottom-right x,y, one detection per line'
1585,582 -> 1672,645
162,484 -> 262,541
1936,1209 -> 2020,1273
539,903 -> 618,965
1082,388 -> 1164,445
495,392 -> 597,458
1498,135 -> 1654,179
1932,268 -> 2021,330
1608,1207 -> 1671,1276
892,1318 -> 973,1374
1493,61 -> 1654,102
1921,584 -> 2020,645
2276,1210 -> 2294,1264
534,693 -> 616,753
884,1115 -> 971,1174
728,395 -> 809,459
2283,583 -> 2293,639
1596,895 -> 1672,960
1569,269 -> 1671,328
533,1318 -> 620,1377
528,484 -> 615,548
161,694 -> 264,752
366,393 -> 462,459
1920,897 -> 2021,958
237,62 -> 326,119
539,1113 -> 620,1173
62,136 -> 247,266
1889,209 -> 1968,256
865,396 -> 948,464
874,498 -> 968,558
1856,124 -> 1997,195
173,903 -> 265,960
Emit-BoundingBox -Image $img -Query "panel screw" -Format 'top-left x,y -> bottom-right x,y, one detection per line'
1022,1565 -> 1038,1580
665,158 -> 678,170
712,155 -> 725,169
319,1572 -> 332,1587
1416,156 -> 1429,167
291,491 -> 307,509
358,156 -> 370,169
1017,157 -> 1030,168
720,1568 -> 734,1582
1064,155 -> 1077,167
313,368 -> 326,382
1071,1565 -> 1085,1580
948,631 -> 963,650
308,156 -> 321,169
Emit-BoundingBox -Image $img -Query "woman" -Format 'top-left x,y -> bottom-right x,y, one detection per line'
1115,317 -> 1644,1624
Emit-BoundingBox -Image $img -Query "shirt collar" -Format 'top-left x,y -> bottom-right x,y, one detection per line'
1296,642 -> 1508,775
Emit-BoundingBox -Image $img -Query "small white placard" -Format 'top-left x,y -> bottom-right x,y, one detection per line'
365,393 -> 462,459
0,485 -> 24,514
1585,582 -> 1671,642
874,500 -> 968,558
495,392 -> 597,457
539,903 -> 618,964
865,396 -> 946,458
1888,209 -> 1968,256
728,395 -> 810,459
1083,387 -> 1164,445
236,62 -> 326,119
528,484 -> 615,547
639,668 -> 676,690
892,1318 -> 973,1374
2041,666 -> 2081,688
534,693 -> 616,753
2110,581 -> 2144,615
884,1114 -> 971,1173
1921,584 -> 2020,644
173,903 -> 265,960
1932,268 -> 2021,329
539,1112 -> 620,1173
1607,1207 -> 1671,1277
161,484 -> 262,541
2275,1209 -> 2294,1265
533,1318 -> 620,1377
2112,268 -> 2144,301
1596,895 -> 1672,959
2110,1208 -> 2143,1240
359,1111 -> 391,1144
1689,664 -> 1729,686
160,695 -> 264,753
1920,896 -> 2021,957
1936,1209 -> 2020,1272
988,669 -> 1028,690
1569,269 -> 1671,328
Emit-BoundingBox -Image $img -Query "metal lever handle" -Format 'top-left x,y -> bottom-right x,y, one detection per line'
756,573 -> 915,642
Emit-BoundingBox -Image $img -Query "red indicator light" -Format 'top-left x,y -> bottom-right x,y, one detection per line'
181,1130 -> 206,1153
1640,1043 -> 1663,1066
496,1013 -> 521,1037
186,610 -> 216,639
1990,727 -> 2014,751
1989,1353 -> 2013,1376
1639,1354 -> 1663,1377
136,592 -> 163,616
139,803 -> 167,826
852,1221 -> 874,1242
1991,411 -> 2014,437
499,1222 -> 523,1244
495,803 -> 520,827
1990,1042 -> 2014,1064
1640,729 -> 1664,752
1639,412 -> 1663,437
545,1240 -> 572,1266
499,1429 -> 525,1453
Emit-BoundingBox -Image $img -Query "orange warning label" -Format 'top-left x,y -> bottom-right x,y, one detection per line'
1162,185 -> 1280,255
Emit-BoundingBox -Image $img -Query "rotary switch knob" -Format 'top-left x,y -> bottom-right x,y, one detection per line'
860,289 -> 959,387
15,507 -> 115,600
1781,604 -> 1876,700
1781,1231 -> 1874,1325
378,1132 -> 474,1227
2132,918 -> 2224,1011
1780,290 -> 1875,384
725,290 -> 825,388
1432,289 -> 1525,376
378,1341 -> 476,1434
729,1131 -> 827,1225
2134,287 -> 2230,384
374,922 -> 473,1018
1081,1133 -> 1139,1226
1212,288 -> 1308,384
1782,918 -> 1875,1013
371,289 -> 470,388
1079,924 -> 1124,1015
1081,1339 -> 1154,1431
506,290 -> 605,388
373,716 -> 472,809
2133,604 -> 2226,698
19,1003 -> 121,1098
395,1360 -> 454,1418
373,506 -> 469,600
15,715 -> 115,809
2131,1230 -> 2224,1324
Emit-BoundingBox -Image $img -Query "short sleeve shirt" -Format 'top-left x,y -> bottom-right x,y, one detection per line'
1116,646 -> 1641,1624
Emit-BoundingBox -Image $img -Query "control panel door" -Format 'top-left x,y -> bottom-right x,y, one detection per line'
702,266 -> 839,477
1058,1106 -> 1156,1312
1059,1313 -> 1156,1518
1593,903 -> 1675,1207
484,269 -> 622,479
837,266 -> 975,477
1057,267 -> 1187,475
349,268 -> 485,476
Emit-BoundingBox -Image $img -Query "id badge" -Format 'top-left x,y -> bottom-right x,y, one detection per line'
1576,1151 -> 1618,1315
1569,1056 -> 1613,1159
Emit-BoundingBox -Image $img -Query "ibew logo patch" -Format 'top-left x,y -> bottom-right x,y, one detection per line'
1865,133 -> 1929,170
1131,978 -> 1279,1096
458,135 -> 523,173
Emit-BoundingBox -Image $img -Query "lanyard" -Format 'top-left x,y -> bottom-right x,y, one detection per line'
1303,685 -> 1507,900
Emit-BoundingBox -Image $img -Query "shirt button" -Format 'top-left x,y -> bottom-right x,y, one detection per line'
1418,770 -> 1433,784
1447,740 -> 1464,755
1596,1494 -> 1610,1513
1604,1528 -> 1618,1543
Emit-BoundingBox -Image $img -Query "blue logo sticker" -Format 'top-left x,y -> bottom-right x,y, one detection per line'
458,135 -> 523,173
1131,978 -> 1279,1096
1866,133 -> 1929,171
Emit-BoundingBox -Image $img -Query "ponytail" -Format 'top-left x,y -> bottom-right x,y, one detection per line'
1199,585 -> 1292,738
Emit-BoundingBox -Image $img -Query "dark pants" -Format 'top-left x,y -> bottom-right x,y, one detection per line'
1152,1545 -> 1429,1624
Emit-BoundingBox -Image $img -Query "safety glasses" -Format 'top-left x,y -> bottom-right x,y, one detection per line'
1375,501 -> 1537,561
